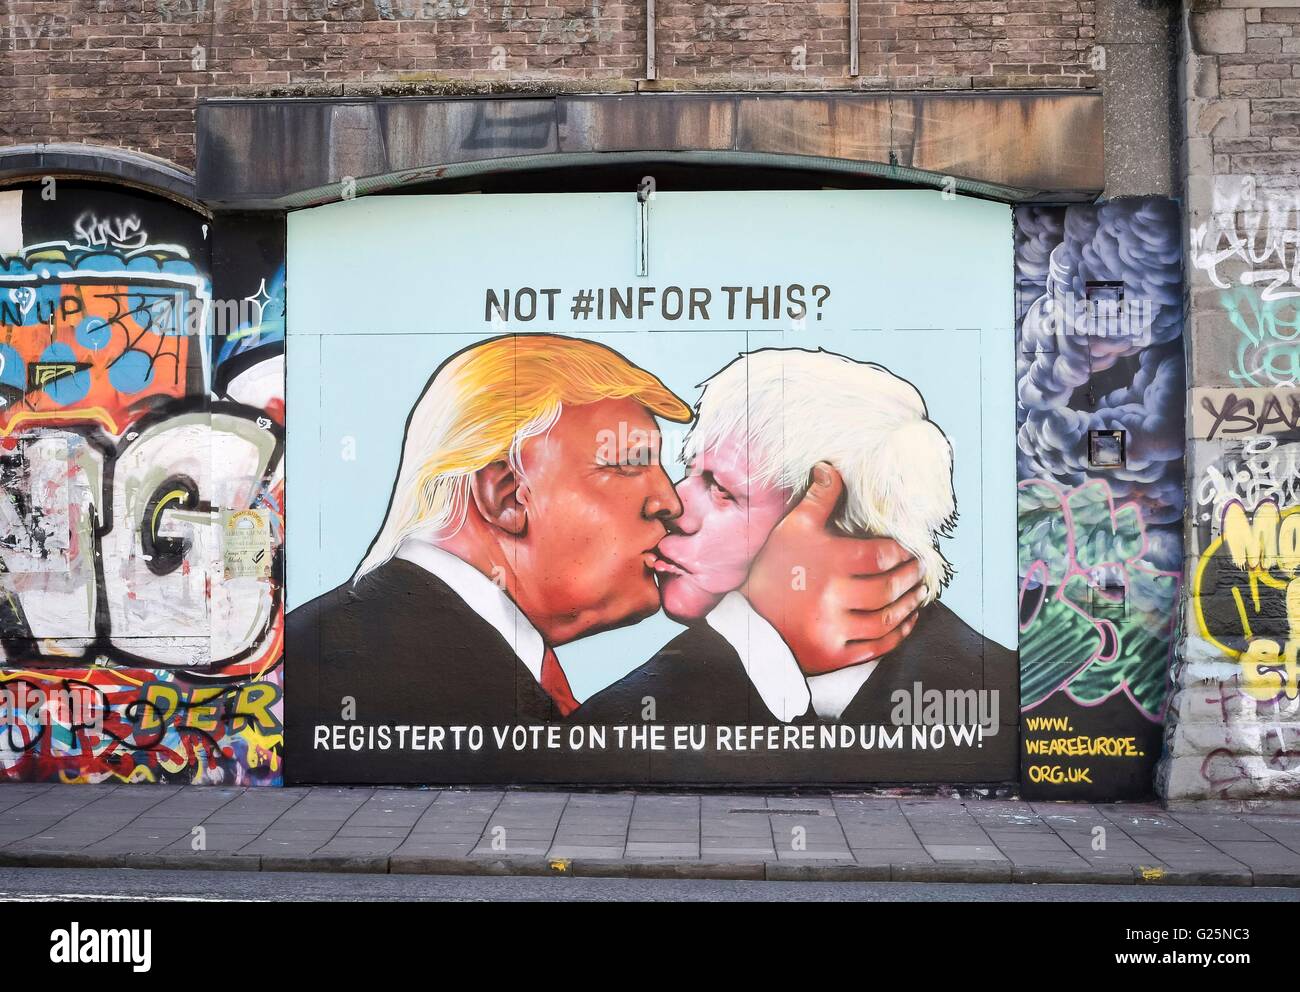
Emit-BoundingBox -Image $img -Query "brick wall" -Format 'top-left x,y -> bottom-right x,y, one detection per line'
1,0 -> 1096,169
1161,1 -> 1300,802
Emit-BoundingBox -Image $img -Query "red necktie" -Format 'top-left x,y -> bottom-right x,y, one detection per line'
540,647 -> 579,717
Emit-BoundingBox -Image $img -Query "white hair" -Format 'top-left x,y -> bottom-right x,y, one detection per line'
683,348 -> 957,601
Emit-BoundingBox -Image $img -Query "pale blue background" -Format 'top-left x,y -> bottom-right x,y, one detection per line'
286,190 -> 1016,700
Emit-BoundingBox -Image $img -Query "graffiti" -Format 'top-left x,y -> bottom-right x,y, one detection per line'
1174,681 -> 1300,799
1219,286 -> 1300,387
1193,386 -> 1300,440
0,672 -> 280,784
1191,184 -> 1300,392
0,184 -> 286,785
1195,437 -> 1300,537
1178,436 -> 1300,798
1015,200 -> 1185,800
1194,501 -> 1300,703
1016,200 -> 1185,531
1191,183 -> 1300,302
289,336 -> 1015,784
1018,479 -> 1179,719
72,213 -> 148,252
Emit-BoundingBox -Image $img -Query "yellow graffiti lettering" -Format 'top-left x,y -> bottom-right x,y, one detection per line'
1224,502 -> 1281,571
234,682 -> 279,732
186,686 -> 225,733
135,681 -> 280,733
1194,506 -> 1300,687
1238,637 -> 1300,701
138,684 -> 180,730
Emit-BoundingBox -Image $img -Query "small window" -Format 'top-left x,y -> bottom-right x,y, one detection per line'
1085,281 -> 1126,338
1089,429 -> 1126,468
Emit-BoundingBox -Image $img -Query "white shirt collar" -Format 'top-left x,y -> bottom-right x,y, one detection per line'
395,539 -> 547,684
807,662 -> 879,721
705,591 -> 812,722
705,590 -> 879,721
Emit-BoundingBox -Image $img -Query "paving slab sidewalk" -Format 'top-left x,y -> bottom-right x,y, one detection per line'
0,784 -> 1298,886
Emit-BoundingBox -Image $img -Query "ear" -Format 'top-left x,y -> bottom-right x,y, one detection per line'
470,460 -> 527,536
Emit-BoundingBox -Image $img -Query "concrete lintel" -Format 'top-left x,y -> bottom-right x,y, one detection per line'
197,91 -> 1104,209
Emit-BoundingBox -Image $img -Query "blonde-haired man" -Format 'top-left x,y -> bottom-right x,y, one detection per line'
287,336 -> 919,783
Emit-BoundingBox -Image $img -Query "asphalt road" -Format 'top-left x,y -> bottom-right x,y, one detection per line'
0,868 -> 1296,902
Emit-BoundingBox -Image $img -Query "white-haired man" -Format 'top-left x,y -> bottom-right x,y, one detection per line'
579,348 -> 1016,740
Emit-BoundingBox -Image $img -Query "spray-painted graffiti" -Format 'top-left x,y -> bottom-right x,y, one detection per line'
1018,479 -> 1180,718
0,672 -> 280,784
1194,500 -> 1300,703
1158,177 -> 1300,800
1191,182 -> 1300,303
1190,182 -> 1300,389
1194,436 -> 1300,544
1015,199 -> 1185,800
1193,386 -> 1300,441
1220,287 -> 1300,388
0,183 -> 286,784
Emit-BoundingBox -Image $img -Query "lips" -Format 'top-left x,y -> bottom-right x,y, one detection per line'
644,550 -> 688,576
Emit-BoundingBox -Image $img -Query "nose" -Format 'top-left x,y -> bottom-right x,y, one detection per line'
663,476 -> 702,535
642,465 -> 683,526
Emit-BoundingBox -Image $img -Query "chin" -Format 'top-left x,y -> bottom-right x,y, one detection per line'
660,575 -> 721,624
616,574 -> 667,626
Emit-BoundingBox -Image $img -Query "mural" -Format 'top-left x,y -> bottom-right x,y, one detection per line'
285,190 -> 1018,785
0,184 -> 285,784
1014,199 -> 1185,800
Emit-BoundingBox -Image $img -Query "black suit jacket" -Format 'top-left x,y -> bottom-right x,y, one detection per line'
575,600 -> 1018,783
286,560 -> 1016,785
284,559 -> 565,784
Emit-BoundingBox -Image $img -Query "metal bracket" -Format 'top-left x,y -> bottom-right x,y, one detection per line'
636,177 -> 651,276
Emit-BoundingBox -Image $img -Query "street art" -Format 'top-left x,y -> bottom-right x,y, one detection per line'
1191,183 -> 1300,389
1190,182 -> 1300,304
1194,435 -> 1300,543
1221,287 -> 1300,389
0,184 -> 285,785
1018,479 -> 1179,719
289,337 -> 1015,783
1193,386 -> 1300,441
285,190 -> 1017,786
1179,478 -> 1300,798
1165,180 -> 1300,800
1195,499 -> 1300,703
1015,199 -> 1185,800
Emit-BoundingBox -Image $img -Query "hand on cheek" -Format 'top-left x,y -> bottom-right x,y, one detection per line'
745,462 -> 924,675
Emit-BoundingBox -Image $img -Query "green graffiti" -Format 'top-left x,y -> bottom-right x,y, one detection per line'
1224,287 -> 1300,388
1018,480 -> 1179,719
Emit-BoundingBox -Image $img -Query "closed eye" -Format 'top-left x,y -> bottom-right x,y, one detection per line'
703,470 -> 736,503
596,458 -> 647,476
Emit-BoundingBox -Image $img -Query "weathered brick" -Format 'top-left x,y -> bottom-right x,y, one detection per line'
1,0 -> 1098,167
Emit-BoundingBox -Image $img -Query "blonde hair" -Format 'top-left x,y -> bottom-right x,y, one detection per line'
356,334 -> 692,581
683,348 -> 957,602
